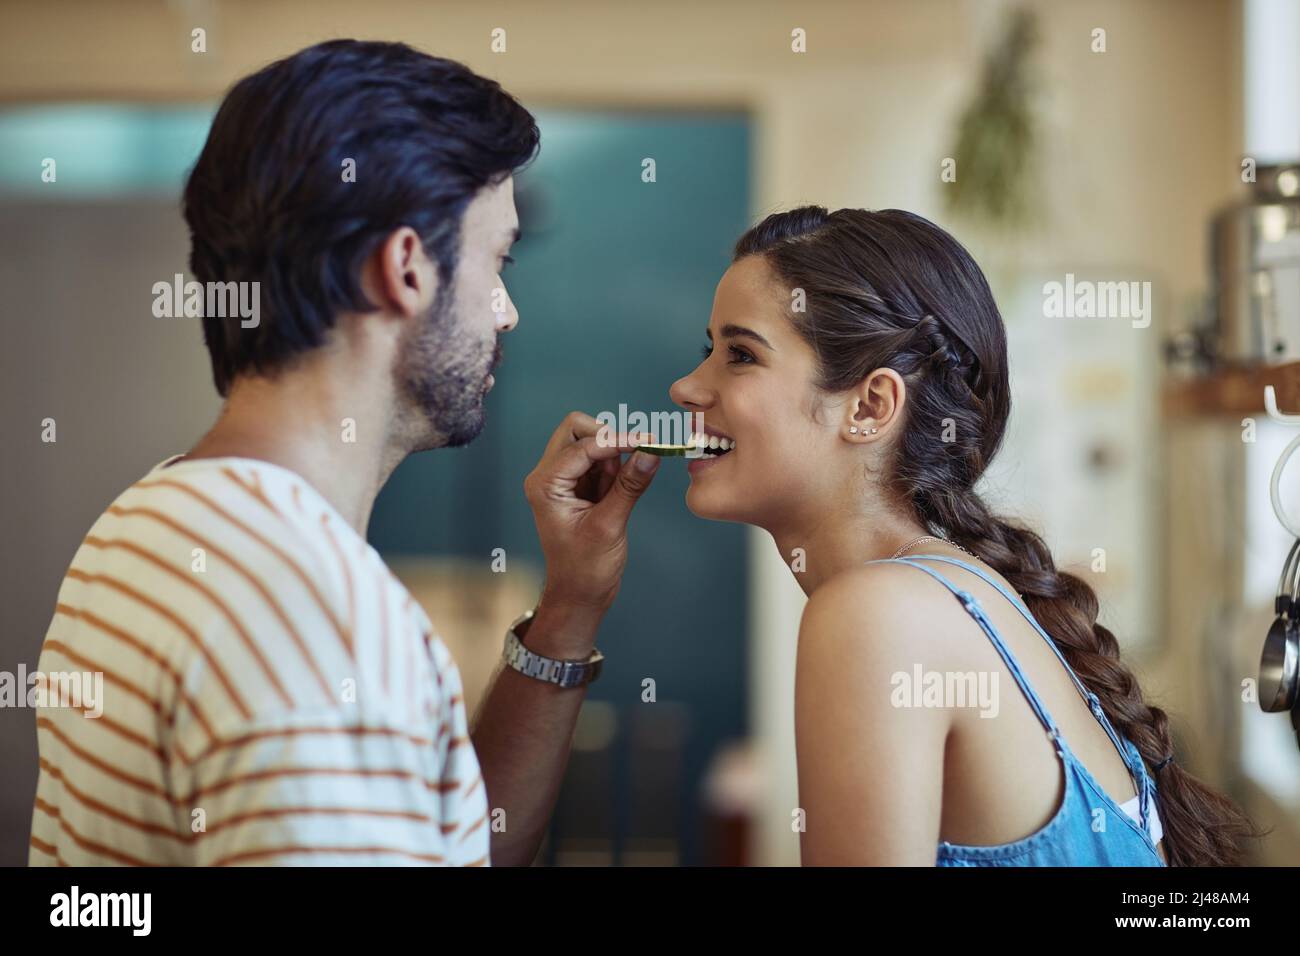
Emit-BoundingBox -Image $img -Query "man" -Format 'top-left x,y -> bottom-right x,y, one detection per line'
29,39 -> 660,866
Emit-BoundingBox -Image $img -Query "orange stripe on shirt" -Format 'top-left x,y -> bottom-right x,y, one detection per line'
66,568 -> 251,720
464,773 -> 483,798
457,813 -> 487,844
83,536 -> 295,710
39,716 -> 448,813
185,724 -> 435,766
35,700 -> 165,768
54,602 -> 218,743
318,515 -> 356,651
137,475 -> 353,661
220,465 -> 277,514
41,640 -> 168,756
36,716 -> 170,799
30,834 -> 60,860
183,766 -> 446,806
106,505 -> 335,704
200,804 -> 434,838
211,845 -> 446,866
41,757 -> 435,844
38,758 -> 184,840
34,798 -> 156,866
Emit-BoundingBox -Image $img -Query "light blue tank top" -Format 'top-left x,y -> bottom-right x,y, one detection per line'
868,554 -> 1166,867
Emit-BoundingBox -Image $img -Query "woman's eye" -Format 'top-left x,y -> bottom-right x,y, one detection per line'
699,344 -> 754,365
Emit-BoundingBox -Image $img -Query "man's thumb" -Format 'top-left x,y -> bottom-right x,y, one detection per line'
599,450 -> 659,522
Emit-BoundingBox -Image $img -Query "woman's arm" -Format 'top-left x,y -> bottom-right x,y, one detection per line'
794,566 -> 953,866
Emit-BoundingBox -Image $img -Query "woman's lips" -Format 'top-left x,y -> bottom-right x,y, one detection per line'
686,448 -> 731,476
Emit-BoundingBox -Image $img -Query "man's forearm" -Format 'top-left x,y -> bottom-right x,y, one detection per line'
467,599 -> 604,867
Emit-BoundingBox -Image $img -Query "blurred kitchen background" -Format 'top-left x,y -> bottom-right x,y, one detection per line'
1,0 -> 1297,866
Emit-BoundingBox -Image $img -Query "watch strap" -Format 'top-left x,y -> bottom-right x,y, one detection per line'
502,609 -> 603,688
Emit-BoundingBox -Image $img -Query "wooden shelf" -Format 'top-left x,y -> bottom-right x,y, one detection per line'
1162,361 -> 1300,420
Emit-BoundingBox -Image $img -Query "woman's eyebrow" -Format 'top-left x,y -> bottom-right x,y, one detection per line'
707,323 -> 775,350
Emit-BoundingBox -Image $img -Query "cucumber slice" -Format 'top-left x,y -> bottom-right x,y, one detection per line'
638,442 -> 716,458
636,443 -> 697,457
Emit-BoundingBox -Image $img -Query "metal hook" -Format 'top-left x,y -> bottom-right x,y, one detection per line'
1265,384 -> 1300,425
1269,428 -> 1300,538
1263,386 -> 1300,535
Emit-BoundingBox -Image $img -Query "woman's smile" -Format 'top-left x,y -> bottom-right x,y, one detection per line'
686,445 -> 734,476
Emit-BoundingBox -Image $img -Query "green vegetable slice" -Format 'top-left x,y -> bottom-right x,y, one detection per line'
636,443 -> 701,457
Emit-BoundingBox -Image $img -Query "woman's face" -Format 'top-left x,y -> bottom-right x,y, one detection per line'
669,255 -> 851,530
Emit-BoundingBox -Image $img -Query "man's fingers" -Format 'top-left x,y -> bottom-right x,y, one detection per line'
544,431 -> 649,484
592,449 -> 659,528
544,435 -> 624,487
543,411 -> 603,458
543,411 -> 650,460
594,456 -> 620,501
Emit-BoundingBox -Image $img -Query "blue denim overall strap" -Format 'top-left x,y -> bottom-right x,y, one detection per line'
865,554 -> 1158,850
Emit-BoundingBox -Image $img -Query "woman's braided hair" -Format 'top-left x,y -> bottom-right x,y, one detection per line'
734,206 -> 1261,865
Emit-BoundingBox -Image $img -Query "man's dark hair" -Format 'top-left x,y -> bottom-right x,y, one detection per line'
183,39 -> 540,396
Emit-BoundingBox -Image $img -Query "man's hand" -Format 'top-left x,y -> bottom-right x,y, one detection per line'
475,411 -> 658,864
523,410 -> 660,627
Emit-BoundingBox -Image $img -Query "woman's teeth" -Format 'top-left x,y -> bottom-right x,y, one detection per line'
689,433 -> 735,456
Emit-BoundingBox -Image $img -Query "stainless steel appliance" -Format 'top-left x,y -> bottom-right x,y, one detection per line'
1211,162 -> 1300,366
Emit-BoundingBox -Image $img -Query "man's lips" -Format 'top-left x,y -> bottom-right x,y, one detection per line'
484,341 -> 503,390
484,349 -> 502,391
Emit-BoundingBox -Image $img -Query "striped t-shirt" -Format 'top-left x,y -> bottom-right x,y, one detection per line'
29,455 -> 490,866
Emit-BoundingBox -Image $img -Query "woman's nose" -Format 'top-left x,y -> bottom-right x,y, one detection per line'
670,369 -> 712,411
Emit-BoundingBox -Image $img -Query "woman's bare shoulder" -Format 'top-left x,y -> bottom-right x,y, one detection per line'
798,560 -> 971,677
794,562 -> 953,863
803,561 -> 957,643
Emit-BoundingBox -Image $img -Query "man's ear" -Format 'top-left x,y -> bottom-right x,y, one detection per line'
366,226 -> 438,319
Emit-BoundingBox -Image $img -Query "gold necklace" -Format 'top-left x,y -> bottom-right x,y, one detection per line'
890,534 -> 976,560
887,534 -> 1030,603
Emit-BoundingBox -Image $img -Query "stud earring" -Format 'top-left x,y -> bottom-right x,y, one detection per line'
870,427 -> 878,434
849,426 -> 859,434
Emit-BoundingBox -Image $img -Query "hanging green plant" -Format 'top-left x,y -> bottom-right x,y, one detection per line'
944,5 -> 1042,230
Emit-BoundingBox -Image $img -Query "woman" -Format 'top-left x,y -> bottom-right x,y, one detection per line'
668,206 -> 1259,866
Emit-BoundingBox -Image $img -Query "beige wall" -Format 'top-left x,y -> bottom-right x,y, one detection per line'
1,0 -> 1254,864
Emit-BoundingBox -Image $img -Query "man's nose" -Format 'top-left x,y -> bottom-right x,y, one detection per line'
494,287 -> 518,332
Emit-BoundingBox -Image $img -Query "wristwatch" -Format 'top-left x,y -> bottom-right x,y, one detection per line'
502,608 -> 604,688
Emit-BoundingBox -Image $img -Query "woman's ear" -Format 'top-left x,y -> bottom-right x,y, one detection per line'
843,367 -> 906,441
366,226 -> 439,319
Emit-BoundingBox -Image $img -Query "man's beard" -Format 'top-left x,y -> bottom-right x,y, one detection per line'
396,284 -> 499,451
